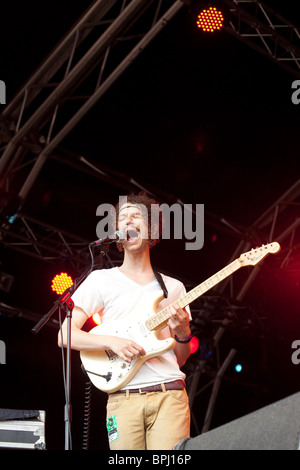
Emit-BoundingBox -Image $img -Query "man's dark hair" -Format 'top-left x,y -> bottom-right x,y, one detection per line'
115,192 -> 162,249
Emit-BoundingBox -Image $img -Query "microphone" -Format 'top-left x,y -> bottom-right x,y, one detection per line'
90,230 -> 125,246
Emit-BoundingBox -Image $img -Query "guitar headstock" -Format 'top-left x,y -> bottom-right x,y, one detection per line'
238,242 -> 281,266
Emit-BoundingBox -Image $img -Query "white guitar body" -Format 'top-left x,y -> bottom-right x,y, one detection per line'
80,242 -> 280,393
80,289 -> 175,393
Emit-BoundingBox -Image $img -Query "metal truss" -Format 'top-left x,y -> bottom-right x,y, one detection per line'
185,178 -> 300,433
0,211 -> 123,272
185,287 -> 267,434
1,0 -> 299,255
0,0 -> 199,275
215,178 -> 300,300
0,0 -> 187,199
1,0 -> 300,200
0,301 -> 60,330
220,0 -> 300,78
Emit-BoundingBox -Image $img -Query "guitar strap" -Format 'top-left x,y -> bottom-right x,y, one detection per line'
153,270 -> 168,299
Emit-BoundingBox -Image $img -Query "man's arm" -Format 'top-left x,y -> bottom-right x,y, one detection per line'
57,306 -> 145,363
168,303 -> 192,367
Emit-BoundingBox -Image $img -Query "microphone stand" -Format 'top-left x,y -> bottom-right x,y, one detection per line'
31,243 -> 111,450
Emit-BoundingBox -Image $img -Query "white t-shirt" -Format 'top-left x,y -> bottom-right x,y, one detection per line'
71,267 -> 191,389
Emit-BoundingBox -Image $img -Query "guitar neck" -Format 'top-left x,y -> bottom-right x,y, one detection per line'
146,259 -> 241,331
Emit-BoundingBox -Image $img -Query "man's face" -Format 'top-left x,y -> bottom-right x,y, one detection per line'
117,203 -> 149,251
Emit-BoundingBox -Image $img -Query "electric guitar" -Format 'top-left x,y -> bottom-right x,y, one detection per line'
80,242 -> 280,393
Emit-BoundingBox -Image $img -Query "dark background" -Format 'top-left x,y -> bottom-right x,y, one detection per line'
0,0 -> 299,450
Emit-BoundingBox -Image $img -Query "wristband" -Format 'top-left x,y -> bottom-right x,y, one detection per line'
175,333 -> 193,344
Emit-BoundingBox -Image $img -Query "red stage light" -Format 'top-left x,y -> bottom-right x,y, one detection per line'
197,7 -> 224,32
92,313 -> 101,325
51,272 -> 74,295
190,336 -> 200,354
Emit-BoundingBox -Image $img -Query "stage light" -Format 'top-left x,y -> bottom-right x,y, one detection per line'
51,272 -> 74,295
92,313 -> 102,325
51,273 -> 100,325
196,6 -> 224,32
190,336 -> 200,354
235,363 -> 243,373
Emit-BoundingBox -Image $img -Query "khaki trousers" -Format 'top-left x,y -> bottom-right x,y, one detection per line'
106,388 -> 190,450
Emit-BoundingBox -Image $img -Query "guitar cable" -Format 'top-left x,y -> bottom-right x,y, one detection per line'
82,378 -> 92,450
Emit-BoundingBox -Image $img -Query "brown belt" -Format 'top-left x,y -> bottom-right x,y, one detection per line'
110,379 -> 185,395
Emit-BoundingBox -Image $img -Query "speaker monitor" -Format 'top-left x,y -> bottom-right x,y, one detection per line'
174,392 -> 300,450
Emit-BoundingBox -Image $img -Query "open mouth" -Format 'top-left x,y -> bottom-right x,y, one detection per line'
126,229 -> 140,243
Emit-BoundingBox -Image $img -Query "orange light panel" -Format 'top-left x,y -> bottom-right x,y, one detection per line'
92,313 -> 102,325
51,272 -> 74,295
197,7 -> 224,32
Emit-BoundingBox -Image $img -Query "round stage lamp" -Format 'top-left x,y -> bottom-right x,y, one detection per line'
51,273 -> 100,325
190,336 -> 200,354
51,272 -> 74,295
196,7 -> 224,32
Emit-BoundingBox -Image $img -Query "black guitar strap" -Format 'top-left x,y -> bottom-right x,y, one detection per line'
153,270 -> 168,299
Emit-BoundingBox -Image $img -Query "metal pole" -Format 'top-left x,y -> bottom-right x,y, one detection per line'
201,348 -> 237,433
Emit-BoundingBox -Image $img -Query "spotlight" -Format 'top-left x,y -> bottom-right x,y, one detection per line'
92,312 -> 101,325
190,336 -> 200,354
196,6 -> 224,33
51,272 -> 100,325
51,272 -> 74,295
0,189 -> 23,224
235,363 -> 243,373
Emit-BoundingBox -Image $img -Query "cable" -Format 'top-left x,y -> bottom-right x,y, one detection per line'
58,307 -> 72,450
82,380 -> 92,450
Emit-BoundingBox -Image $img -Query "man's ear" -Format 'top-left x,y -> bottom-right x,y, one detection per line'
117,240 -> 124,252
